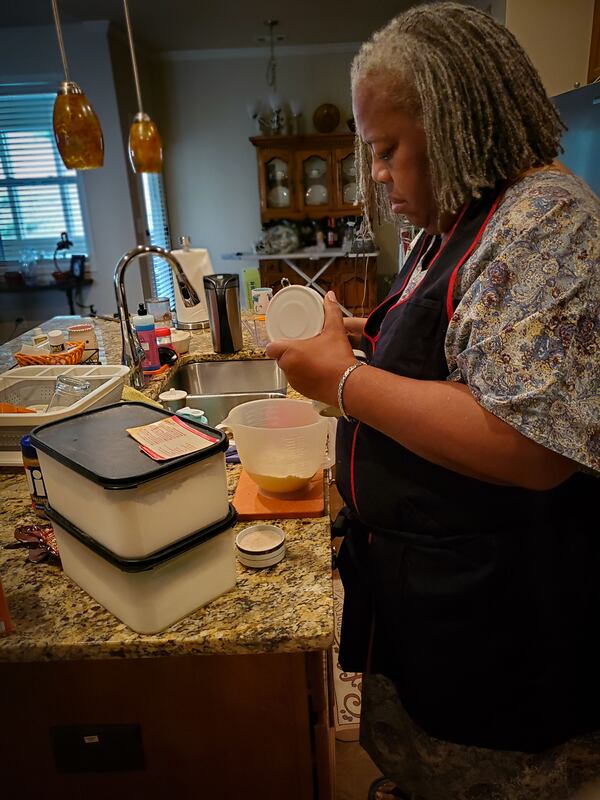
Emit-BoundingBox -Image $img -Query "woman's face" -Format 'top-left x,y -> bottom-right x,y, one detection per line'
353,78 -> 442,233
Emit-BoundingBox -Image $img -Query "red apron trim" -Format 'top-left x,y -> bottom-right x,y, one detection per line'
389,201 -> 469,313
363,232 -> 430,351
350,421 -> 361,514
445,191 -> 505,321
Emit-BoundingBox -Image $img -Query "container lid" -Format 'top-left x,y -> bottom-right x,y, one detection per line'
46,504 -> 237,572
158,389 -> 187,402
155,327 -> 171,337
266,285 -> 324,342
30,401 -> 228,490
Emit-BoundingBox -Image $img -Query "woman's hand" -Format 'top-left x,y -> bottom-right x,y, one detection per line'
266,291 -> 356,406
343,315 -> 367,349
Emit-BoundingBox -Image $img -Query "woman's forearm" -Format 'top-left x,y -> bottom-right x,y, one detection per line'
342,365 -> 576,490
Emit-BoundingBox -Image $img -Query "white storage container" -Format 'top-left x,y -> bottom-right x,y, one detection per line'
47,505 -> 237,634
0,364 -> 129,466
30,402 -> 230,558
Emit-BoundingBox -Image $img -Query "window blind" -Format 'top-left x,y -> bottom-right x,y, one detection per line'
0,92 -> 88,263
141,172 -> 175,309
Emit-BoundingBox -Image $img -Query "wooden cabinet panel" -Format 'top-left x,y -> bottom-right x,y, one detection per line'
0,653 -> 326,800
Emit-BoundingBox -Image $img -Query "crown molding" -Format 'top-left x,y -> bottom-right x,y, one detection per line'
158,42 -> 360,62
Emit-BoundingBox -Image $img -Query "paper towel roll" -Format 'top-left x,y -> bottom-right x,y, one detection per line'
171,248 -> 213,328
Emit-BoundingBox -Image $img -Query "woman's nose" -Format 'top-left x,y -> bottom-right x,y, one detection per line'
371,158 -> 390,185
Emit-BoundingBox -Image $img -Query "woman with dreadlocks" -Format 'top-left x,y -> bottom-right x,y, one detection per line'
267,3 -> 600,798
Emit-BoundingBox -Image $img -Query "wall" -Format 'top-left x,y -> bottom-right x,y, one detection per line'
152,45 -> 375,280
0,21 -> 145,340
506,0 -> 595,96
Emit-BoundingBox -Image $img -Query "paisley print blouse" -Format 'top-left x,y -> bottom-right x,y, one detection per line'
445,169 -> 599,472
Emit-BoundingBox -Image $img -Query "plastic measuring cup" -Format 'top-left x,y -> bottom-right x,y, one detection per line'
218,398 -> 329,496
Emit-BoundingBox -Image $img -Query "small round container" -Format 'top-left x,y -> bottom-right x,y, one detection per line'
158,388 -> 188,412
235,524 -> 285,568
170,330 -> 192,354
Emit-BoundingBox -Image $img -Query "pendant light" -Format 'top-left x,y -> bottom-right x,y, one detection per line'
123,0 -> 163,173
51,0 -> 104,170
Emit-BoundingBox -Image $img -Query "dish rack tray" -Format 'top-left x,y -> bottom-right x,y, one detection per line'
0,365 -> 130,462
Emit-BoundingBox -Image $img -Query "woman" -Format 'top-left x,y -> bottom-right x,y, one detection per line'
267,3 -> 599,799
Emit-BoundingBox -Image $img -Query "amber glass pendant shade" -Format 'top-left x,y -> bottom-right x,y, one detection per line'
53,83 -> 104,170
128,112 -> 163,173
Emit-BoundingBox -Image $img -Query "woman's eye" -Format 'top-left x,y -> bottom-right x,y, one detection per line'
377,149 -> 392,163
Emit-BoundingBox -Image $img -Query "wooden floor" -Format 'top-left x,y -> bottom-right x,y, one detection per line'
335,740 -> 381,800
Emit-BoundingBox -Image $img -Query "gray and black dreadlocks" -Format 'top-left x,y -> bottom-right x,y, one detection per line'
352,2 -> 566,233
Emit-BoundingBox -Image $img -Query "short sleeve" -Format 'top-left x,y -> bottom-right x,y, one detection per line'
445,171 -> 600,473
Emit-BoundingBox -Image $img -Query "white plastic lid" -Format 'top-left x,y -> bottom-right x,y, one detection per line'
265,285 -> 325,342
158,389 -> 188,402
48,329 -> 65,345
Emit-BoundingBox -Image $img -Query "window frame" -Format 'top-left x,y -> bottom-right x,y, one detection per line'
0,80 -> 92,267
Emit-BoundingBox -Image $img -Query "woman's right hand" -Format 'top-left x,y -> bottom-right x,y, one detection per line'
343,316 -> 367,348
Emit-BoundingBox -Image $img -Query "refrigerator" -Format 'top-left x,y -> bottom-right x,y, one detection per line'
552,82 -> 600,197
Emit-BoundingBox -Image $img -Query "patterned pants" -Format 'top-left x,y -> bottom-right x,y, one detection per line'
360,674 -> 600,800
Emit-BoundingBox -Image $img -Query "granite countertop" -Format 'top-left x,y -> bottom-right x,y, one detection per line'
0,317 -> 333,662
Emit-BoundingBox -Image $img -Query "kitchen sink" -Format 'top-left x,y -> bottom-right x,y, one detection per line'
163,359 -> 287,426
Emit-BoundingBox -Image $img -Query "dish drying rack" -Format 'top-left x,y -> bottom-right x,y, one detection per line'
0,364 -> 130,466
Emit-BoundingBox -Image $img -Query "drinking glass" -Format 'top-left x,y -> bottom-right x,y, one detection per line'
46,375 -> 92,411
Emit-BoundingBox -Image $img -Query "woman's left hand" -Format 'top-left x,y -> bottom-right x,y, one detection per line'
266,291 -> 356,406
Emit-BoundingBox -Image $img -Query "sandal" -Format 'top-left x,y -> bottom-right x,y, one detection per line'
368,776 -> 410,800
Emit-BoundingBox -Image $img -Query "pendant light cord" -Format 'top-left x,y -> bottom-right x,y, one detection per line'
51,0 -> 71,82
265,19 -> 278,90
123,0 -> 144,114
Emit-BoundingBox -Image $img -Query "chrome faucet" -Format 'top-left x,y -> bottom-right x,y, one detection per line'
114,245 -> 200,389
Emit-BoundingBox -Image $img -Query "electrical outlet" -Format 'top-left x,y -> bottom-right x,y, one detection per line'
50,724 -> 145,772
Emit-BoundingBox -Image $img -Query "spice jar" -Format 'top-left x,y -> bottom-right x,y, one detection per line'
48,329 -> 66,353
20,435 -> 49,518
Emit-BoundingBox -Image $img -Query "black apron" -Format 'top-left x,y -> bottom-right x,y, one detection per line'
335,188 -> 599,752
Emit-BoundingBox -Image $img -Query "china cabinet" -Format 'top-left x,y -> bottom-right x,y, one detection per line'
250,134 -> 377,314
250,134 -> 359,221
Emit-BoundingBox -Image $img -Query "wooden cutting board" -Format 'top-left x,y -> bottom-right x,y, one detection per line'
232,469 -> 325,520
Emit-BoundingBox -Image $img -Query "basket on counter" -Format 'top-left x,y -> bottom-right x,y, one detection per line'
15,340 -> 85,367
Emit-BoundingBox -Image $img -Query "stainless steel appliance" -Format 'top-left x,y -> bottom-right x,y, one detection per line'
203,274 -> 243,354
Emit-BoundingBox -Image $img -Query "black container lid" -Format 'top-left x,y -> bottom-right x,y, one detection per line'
30,401 -> 228,490
46,504 -> 237,573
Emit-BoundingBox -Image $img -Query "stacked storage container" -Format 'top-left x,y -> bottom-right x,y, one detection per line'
30,402 -> 236,633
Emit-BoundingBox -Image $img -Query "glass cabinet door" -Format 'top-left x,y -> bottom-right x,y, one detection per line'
338,150 -> 357,207
300,153 -> 330,208
264,156 -> 292,209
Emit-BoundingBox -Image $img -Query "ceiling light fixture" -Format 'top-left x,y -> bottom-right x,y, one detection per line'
123,0 -> 163,173
247,20 -> 301,136
51,0 -> 104,170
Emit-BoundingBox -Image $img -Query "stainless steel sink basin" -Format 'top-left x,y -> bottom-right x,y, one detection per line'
163,359 -> 287,426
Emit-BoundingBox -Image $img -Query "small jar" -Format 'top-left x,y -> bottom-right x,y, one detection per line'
146,297 -> 173,328
48,329 -> 66,353
155,327 -> 175,349
20,435 -> 49,518
31,327 -> 48,346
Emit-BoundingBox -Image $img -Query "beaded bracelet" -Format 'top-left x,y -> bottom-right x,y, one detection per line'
337,362 -> 366,422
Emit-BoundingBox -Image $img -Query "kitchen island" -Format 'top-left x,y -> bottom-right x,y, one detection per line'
0,319 -> 335,799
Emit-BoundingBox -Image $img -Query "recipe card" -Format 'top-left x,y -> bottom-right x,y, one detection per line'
127,415 -> 218,461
